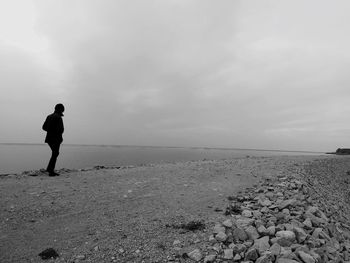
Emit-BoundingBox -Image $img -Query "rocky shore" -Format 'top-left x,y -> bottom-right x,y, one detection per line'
180,157 -> 350,263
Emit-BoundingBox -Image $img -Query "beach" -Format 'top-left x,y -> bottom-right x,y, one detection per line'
1,155 -> 349,262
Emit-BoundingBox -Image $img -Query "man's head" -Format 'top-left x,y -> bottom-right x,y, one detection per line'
54,104 -> 65,115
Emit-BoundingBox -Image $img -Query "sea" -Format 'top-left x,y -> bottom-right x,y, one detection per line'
0,143 -> 324,174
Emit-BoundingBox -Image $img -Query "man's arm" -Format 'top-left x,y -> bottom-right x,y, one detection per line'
59,117 -> 64,134
42,117 -> 49,131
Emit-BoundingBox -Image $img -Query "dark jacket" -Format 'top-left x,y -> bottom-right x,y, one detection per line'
42,111 -> 64,144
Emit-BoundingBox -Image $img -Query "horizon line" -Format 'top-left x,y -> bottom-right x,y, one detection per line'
0,142 -> 326,154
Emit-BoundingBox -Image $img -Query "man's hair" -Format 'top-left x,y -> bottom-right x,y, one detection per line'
55,103 -> 65,113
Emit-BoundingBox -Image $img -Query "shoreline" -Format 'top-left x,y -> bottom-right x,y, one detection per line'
0,143 -> 326,175
0,154 -> 327,178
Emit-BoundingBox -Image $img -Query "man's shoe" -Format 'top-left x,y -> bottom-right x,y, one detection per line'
48,171 -> 59,176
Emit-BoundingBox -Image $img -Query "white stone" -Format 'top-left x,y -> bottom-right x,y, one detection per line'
246,225 -> 260,240
254,236 -> 270,255
276,230 -> 296,242
298,251 -> 315,263
223,249 -> 234,259
213,224 -> 226,234
203,254 -> 216,263
216,231 -> 227,242
223,219 -> 233,228
242,210 -> 253,218
188,249 -> 203,262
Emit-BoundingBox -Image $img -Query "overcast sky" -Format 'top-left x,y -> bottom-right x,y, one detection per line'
1,0 -> 350,151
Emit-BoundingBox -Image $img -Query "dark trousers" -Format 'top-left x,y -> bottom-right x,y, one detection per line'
47,142 -> 61,172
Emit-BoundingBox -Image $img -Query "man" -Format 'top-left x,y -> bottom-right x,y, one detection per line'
42,104 -> 65,176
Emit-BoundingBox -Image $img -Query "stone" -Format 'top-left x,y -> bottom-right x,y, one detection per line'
318,230 -> 330,241
257,225 -> 269,236
211,243 -> 221,253
311,228 -> 323,239
242,210 -> 253,218
297,250 -> 316,263
278,199 -> 297,210
259,198 -> 272,207
213,224 -> 226,234
229,243 -> 246,253
232,227 -> 249,241
244,240 -> 254,248
188,249 -> 202,262
246,225 -> 260,240
303,218 -> 313,229
254,236 -> 270,256
282,208 -> 290,215
328,237 -> 340,251
305,212 -> 327,227
38,248 -> 59,260
236,217 -> 255,228
276,224 -> 285,232
276,231 -> 296,242
203,254 -> 216,263
306,206 -> 328,222
253,210 -> 263,218
223,219 -> 233,228
233,253 -> 242,261
276,259 -> 300,263
294,245 -> 309,254
255,219 -> 265,228
208,235 -> 216,243
261,207 -> 269,213
279,248 -> 298,260
270,243 -> 281,256
284,224 -> 293,231
245,247 -> 259,261
293,226 -> 308,243
223,249 -> 234,260
76,255 -> 86,260
267,226 -> 276,236
173,240 -> 181,246
276,237 -> 294,247
216,231 -> 227,242
275,212 -> 286,221
256,254 -> 273,263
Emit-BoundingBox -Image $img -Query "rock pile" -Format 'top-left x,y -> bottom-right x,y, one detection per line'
188,174 -> 350,263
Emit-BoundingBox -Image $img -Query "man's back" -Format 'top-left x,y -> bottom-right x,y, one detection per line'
43,112 -> 64,144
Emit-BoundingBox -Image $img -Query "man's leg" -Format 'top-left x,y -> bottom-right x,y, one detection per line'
47,143 -> 60,175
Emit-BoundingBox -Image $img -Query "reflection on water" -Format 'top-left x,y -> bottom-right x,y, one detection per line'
0,144 -> 323,174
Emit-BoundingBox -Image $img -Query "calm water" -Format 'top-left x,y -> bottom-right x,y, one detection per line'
0,144 -> 323,174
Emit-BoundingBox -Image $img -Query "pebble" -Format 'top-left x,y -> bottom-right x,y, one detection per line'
215,232 -> 227,242
223,248 -> 234,259
203,254 -> 216,263
173,240 -> 181,246
187,249 -> 202,262
75,255 -> 85,260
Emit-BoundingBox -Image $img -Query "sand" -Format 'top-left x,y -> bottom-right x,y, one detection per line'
0,155 -> 335,262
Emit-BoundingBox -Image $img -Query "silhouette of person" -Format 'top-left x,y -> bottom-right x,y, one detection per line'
42,104 -> 65,176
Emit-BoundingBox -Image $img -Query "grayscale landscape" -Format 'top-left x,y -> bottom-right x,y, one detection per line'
1,1 -> 350,262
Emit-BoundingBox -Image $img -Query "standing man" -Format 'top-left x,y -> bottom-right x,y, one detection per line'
42,104 -> 65,176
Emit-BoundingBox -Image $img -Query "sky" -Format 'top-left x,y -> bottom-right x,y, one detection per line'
1,0 -> 350,152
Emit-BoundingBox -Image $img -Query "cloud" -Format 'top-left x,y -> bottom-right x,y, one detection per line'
1,0 -> 350,151
0,43 -> 62,142
32,0 -> 241,144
